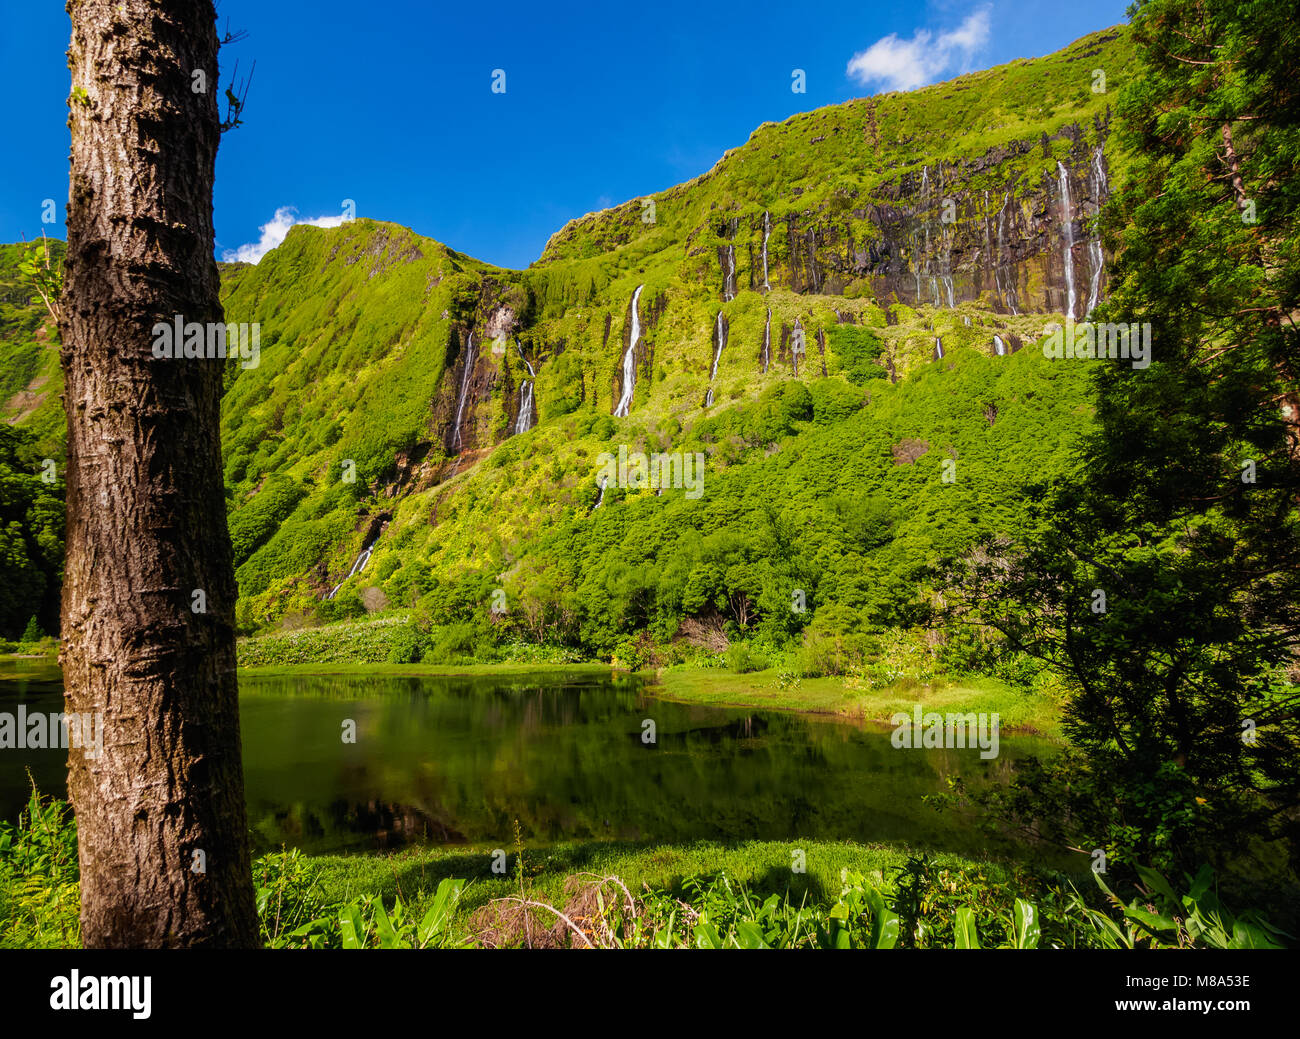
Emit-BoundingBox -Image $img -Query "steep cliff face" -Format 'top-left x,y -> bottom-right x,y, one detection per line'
756,124 -> 1113,317
201,25 -> 1135,621
509,27 -> 1130,420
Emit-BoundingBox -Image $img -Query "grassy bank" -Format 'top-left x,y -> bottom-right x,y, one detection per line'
14,649 -> 1063,736
5,788 -> 1288,949
0,651 -> 58,667
235,659 -> 1063,736
646,667 -> 1063,737
307,838 -> 1014,918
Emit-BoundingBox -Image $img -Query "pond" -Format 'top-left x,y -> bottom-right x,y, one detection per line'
0,660 -> 1058,861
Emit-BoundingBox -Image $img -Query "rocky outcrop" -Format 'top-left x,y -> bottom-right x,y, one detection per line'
712,122 -> 1111,317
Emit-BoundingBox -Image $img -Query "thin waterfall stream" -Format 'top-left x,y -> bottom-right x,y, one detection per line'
1057,161 -> 1077,319
613,285 -> 644,418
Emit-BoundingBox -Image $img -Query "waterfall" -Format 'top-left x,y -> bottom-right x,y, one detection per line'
514,381 -> 534,435
451,332 -> 477,452
1086,240 -> 1104,316
513,342 -> 536,435
762,308 -> 771,373
594,474 -> 607,509
1057,161 -> 1077,319
806,234 -> 822,294
792,317 -> 804,376
934,336 -> 944,360
614,285 -> 644,418
911,230 -> 924,302
1091,145 -> 1108,197
722,244 -> 736,302
993,335 -> 1006,356
705,312 -> 726,407
996,192 -> 1019,315
327,535 -> 377,600
760,211 -> 771,292
1086,147 -> 1108,315
939,188 -> 955,308
911,165 -> 933,307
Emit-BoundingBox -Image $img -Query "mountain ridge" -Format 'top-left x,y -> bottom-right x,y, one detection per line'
1,24 -> 1133,647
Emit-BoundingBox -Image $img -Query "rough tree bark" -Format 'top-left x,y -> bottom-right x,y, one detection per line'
59,0 -> 258,947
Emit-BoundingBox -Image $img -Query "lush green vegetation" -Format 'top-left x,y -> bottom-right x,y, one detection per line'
3,785 -> 1287,949
3,6 -> 1297,946
648,666 -> 1064,735
0,239 -> 64,454
1,29 -> 1131,648
0,424 -> 63,640
942,0 -> 1300,881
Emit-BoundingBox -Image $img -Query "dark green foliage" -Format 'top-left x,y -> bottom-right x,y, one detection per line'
0,785 -> 78,884
724,643 -> 768,673
228,475 -> 307,567
0,240 -> 65,450
944,0 -> 1300,875
480,350 -> 1092,662
828,324 -> 889,385
384,621 -> 425,664
0,425 -> 63,640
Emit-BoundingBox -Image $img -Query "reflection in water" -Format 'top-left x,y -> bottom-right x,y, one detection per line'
1,663 -> 1058,860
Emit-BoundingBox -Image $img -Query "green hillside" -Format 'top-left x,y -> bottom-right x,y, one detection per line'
0,240 -> 64,456
2,26 -> 1133,650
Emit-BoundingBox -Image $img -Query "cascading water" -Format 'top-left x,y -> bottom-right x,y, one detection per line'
760,211 -> 771,291
327,535 -> 377,600
705,312 -> 726,407
514,342 -> 536,435
1091,145 -> 1108,196
792,317 -> 804,376
993,335 -> 1006,356
614,285 -> 644,418
722,244 -> 737,302
1086,147 -> 1108,315
1086,239 -> 1104,316
939,180 -> 955,308
996,193 -> 1019,315
921,166 -> 933,306
934,336 -> 944,360
451,332 -> 477,452
762,308 -> 771,373
594,474 -> 607,509
1057,161 -> 1077,320
911,231 -> 924,302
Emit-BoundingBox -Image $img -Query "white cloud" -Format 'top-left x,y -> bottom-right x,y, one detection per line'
222,206 -> 349,264
846,6 -> 992,93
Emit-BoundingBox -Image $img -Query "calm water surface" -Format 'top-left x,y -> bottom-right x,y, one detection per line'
0,660 -> 1056,859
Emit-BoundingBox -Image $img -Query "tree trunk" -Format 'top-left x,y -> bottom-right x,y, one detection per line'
59,0 -> 258,948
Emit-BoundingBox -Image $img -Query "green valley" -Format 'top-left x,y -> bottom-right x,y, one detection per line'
4,0 -> 1299,955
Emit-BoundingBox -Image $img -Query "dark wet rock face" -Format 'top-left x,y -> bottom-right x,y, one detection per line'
726,123 -> 1111,316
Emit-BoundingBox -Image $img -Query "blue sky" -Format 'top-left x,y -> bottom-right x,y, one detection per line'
0,0 -> 1128,270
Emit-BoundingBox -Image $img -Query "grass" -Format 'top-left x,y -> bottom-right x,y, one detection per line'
304,837 -> 1041,923
647,667 -> 1063,737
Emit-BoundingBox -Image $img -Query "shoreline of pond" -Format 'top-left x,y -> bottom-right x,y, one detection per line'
2,654 -> 1062,738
